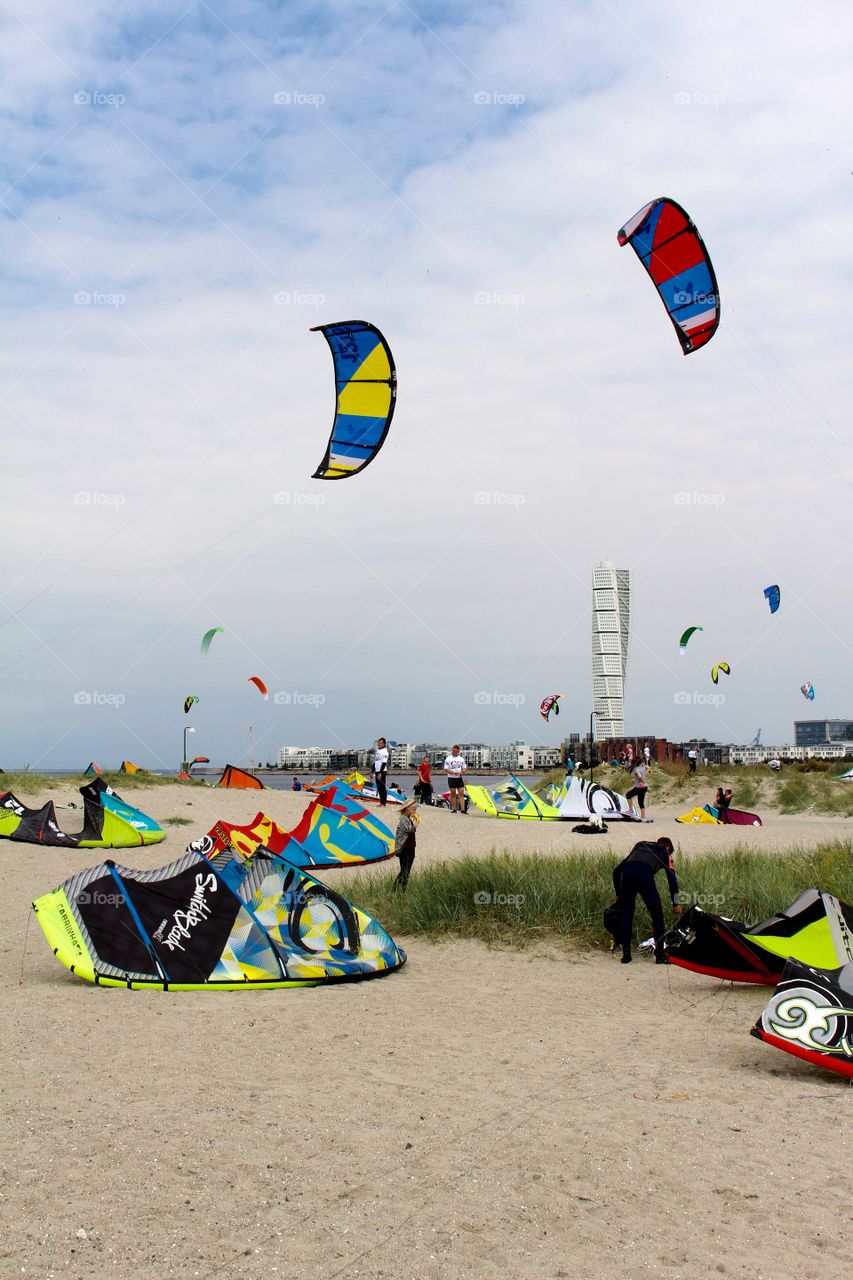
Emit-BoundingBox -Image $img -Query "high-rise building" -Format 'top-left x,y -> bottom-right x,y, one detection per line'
592,560 -> 631,738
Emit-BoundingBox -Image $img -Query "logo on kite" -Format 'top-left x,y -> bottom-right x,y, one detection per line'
679,626 -> 703,655
617,198 -> 719,355
801,681 -> 815,701
310,321 -> 397,480
763,584 -> 781,614
539,693 -> 564,722
184,695 -> 199,715
711,662 -> 731,685
248,676 -> 269,700
200,627 -> 224,658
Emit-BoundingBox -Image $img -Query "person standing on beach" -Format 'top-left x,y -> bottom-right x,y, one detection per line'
612,836 -> 681,964
688,747 -> 698,773
643,742 -> 651,765
625,758 -> 650,820
374,737 -> 389,806
416,755 -> 433,806
393,799 -> 418,889
444,745 -> 467,812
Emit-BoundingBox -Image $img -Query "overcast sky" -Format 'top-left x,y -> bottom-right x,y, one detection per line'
1,0 -> 851,770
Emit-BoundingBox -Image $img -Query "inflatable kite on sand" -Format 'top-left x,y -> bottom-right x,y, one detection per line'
752,958 -> 853,1080
33,846 -> 406,990
0,778 -> 163,849
664,889 -> 853,984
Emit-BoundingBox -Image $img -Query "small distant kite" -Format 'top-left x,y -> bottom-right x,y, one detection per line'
200,627 -> 224,658
617,197 -> 719,354
183,695 -> 198,715
248,676 -> 269,700
763,584 -> 781,614
540,693 -> 564,722
311,321 -> 397,479
711,662 -> 731,685
679,626 -> 703,654
801,681 -> 815,701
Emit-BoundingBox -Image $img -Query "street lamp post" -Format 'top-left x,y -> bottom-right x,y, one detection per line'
589,710 -> 597,785
182,726 -> 195,774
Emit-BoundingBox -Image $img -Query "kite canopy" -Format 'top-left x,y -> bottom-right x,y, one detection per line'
83,762 -> 103,776
187,792 -> 393,871
801,681 -> 815,701
678,625 -> 703,654
677,804 -> 761,826
184,695 -> 199,714
1,781 -> 163,849
557,777 -> 635,821
664,889 -> 853,984
33,847 -> 406,990
763,584 -> 781,614
467,775 -> 561,820
200,627 -> 223,658
676,805 -> 719,825
711,661 -> 731,684
248,676 -> 268,700
617,197 -> 719,354
752,959 -> 853,1079
539,693 -> 563,722
217,765 -> 265,790
119,761 -> 141,774
311,321 -> 396,479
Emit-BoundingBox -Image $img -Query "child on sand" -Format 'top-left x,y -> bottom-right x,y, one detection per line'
393,799 -> 418,890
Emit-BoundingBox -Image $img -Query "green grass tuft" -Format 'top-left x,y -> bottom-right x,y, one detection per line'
354,841 -> 853,950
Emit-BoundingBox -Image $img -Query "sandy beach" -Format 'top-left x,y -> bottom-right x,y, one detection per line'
1,781 -> 851,1279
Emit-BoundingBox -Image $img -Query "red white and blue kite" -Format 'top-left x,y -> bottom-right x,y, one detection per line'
617,198 -> 720,355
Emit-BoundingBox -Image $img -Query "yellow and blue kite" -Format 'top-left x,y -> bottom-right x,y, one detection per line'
311,321 -> 396,479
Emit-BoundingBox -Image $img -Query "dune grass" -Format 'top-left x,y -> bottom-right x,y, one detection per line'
0,770 -> 202,795
354,841 -> 853,950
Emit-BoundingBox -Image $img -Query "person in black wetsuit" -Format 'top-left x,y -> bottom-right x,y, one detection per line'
612,836 -> 681,965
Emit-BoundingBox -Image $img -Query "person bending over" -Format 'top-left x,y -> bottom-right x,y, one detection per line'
612,836 -> 681,965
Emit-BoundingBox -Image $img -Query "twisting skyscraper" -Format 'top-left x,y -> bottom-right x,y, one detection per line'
592,561 -> 631,737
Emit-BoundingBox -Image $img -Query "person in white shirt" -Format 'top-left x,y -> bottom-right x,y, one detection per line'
444,745 -> 467,813
374,737 -> 389,806
687,747 -> 698,774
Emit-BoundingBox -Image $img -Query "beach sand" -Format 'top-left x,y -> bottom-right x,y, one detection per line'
1,781 -> 851,1279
